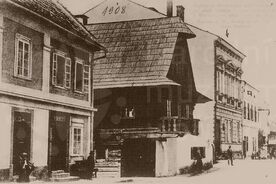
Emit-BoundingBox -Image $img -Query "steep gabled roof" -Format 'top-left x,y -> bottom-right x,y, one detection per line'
86,17 -> 195,89
7,0 -> 104,50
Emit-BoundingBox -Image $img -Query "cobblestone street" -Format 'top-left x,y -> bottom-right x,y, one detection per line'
7,159 -> 275,184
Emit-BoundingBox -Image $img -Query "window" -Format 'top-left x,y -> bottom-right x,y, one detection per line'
74,59 -> 89,93
71,124 -> 83,156
121,107 -> 135,119
14,34 -> 32,79
244,101 -> 246,119
52,51 -> 71,88
191,147 -> 206,159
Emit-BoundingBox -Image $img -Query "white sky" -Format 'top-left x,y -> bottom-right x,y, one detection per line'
60,0 -> 276,119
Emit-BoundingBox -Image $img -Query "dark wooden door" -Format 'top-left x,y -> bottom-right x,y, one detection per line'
121,139 -> 155,177
214,119 -> 221,155
13,111 -> 32,175
48,111 -> 69,171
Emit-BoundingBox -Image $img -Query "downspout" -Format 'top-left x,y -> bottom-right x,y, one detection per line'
90,51 -> 107,154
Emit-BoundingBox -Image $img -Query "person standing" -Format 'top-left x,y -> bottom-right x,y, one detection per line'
195,149 -> 203,173
86,151 -> 95,179
227,146 -> 233,166
18,152 -> 34,182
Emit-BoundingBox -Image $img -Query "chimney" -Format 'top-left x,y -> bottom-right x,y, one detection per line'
167,0 -> 173,17
74,14 -> 89,25
176,5 -> 185,22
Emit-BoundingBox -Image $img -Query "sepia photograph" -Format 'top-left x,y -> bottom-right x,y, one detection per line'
0,0 -> 276,183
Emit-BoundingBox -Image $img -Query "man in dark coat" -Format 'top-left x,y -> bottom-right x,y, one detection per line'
227,146 -> 233,166
195,149 -> 203,173
18,152 -> 34,182
86,151 -> 95,179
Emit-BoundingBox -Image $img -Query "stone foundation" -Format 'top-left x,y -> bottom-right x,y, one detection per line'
0,168 -> 10,182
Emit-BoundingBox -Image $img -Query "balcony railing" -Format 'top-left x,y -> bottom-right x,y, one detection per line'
159,116 -> 199,135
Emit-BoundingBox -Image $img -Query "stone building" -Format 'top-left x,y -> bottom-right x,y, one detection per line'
0,0 -> 104,181
241,81 -> 260,158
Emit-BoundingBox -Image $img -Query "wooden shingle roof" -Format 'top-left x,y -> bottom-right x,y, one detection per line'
7,0 -> 104,50
86,17 -> 195,89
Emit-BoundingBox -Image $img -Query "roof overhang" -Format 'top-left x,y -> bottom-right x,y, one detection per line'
94,78 -> 180,89
98,128 -> 181,140
195,91 -> 212,103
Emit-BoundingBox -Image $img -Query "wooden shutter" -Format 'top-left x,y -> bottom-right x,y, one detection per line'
52,53 -> 57,85
65,58 -> 71,88
83,64 -> 89,93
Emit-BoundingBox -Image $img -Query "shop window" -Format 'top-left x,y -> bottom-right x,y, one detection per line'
71,124 -> 84,156
14,34 -> 32,79
191,147 -> 206,159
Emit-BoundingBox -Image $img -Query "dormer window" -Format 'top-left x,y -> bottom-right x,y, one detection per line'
14,34 -> 32,79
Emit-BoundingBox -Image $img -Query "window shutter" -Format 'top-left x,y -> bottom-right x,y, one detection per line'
65,58 -> 71,88
14,38 -> 19,76
52,53 -> 57,85
83,64 -> 89,93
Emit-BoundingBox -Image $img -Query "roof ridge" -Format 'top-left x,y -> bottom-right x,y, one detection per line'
86,16 -> 182,26
127,0 -> 166,16
187,22 -> 246,58
83,0 -> 108,15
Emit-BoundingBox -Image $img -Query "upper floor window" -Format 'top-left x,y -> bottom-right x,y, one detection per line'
52,51 -> 71,88
74,59 -> 89,93
14,34 -> 32,79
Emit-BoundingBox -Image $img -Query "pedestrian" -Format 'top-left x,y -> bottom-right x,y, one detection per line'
195,149 -> 203,173
18,152 -> 34,182
227,146 -> 233,166
86,151 -> 95,179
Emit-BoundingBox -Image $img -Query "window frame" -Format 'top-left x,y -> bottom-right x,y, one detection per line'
70,123 -> 84,156
52,50 -> 71,89
14,34 -> 32,80
74,58 -> 84,93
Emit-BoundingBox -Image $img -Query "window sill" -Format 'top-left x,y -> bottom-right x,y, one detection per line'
13,75 -> 32,81
53,85 -> 72,91
74,90 -> 88,95
70,154 -> 84,157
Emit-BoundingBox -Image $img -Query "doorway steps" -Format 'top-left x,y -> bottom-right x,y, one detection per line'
50,170 -> 79,182
95,159 -> 121,178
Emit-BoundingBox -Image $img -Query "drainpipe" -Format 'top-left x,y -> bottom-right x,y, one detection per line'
89,51 -> 107,154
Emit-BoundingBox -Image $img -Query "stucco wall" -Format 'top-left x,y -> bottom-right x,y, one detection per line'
32,109 -> 49,167
2,17 -> 43,90
187,25 -> 216,100
176,135 -> 213,173
0,103 -> 12,170
84,0 -> 166,24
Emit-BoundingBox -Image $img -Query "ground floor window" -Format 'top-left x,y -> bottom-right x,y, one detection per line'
71,123 -> 84,156
191,147 -> 206,159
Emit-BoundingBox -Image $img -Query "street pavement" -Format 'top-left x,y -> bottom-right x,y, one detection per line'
7,159 -> 276,184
